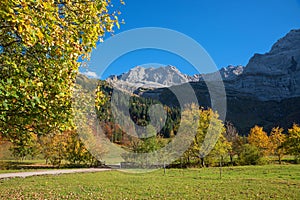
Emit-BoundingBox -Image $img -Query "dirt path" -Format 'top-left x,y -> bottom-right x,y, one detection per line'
0,168 -> 111,179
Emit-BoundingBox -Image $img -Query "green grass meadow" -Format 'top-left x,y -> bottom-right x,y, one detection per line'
0,165 -> 299,199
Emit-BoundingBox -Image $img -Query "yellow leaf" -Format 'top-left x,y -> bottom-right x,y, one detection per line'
37,30 -> 44,40
18,24 -> 23,33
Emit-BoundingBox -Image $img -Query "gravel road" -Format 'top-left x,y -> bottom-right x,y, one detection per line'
0,168 -> 111,179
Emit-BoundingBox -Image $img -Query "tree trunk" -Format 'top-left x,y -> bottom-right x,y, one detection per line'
200,157 -> 205,168
278,155 -> 282,164
180,157 -> 183,169
219,157 -> 223,179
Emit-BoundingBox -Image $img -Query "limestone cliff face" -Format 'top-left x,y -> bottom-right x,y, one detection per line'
100,29 -> 300,133
229,29 -> 300,101
108,29 -> 300,101
200,65 -> 244,81
107,65 -> 245,93
107,65 -> 191,93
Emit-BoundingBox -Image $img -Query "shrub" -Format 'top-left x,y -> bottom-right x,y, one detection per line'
238,144 -> 263,165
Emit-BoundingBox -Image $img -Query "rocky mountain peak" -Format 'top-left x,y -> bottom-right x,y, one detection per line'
231,29 -> 300,101
269,29 -> 300,55
106,65 -> 190,93
244,29 -> 300,75
107,64 -> 246,93
106,29 -> 300,101
199,65 -> 244,81
223,65 -> 244,77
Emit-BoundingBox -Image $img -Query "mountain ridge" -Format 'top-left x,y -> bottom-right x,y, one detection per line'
107,64 -> 245,94
229,29 -> 300,101
108,29 -> 300,102
102,28 -> 300,134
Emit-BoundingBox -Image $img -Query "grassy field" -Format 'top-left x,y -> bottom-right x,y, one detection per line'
0,165 -> 299,199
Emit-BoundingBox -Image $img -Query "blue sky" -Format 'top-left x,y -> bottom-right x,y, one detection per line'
82,0 -> 300,79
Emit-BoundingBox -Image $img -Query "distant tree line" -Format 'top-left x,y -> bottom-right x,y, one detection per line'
96,82 -> 300,167
1,79 -> 300,167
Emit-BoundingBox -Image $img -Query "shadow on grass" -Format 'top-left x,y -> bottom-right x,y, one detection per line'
0,161 -> 54,170
0,160 -> 104,170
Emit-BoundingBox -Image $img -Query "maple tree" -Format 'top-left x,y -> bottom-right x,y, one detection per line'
269,127 -> 286,164
223,121 -> 242,165
39,129 -> 97,166
180,104 -> 228,167
285,124 -> 300,162
0,0 -> 122,157
248,125 -> 270,156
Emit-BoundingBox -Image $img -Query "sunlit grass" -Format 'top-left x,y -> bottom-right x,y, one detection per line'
0,165 -> 299,199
